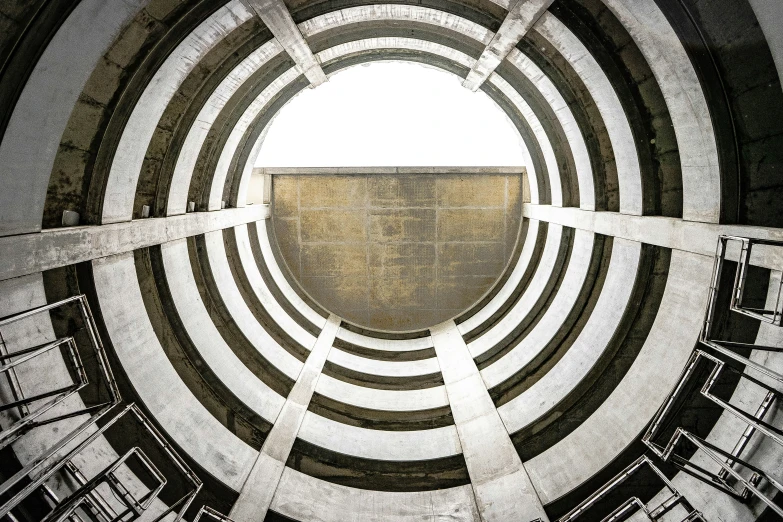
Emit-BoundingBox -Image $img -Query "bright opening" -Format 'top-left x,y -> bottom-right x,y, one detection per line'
254,61 -> 528,167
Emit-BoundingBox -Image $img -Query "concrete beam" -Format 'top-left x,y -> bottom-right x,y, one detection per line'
522,204 -> 783,269
241,0 -> 327,86
431,320 -> 549,522
462,0 -> 553,92
230,314 -> 340,521
0,205 -> 269,283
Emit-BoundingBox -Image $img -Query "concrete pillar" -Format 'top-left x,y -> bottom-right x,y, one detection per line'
430,320 -> 549,522
240,0 -> 327,86
229,314 -> 341,521
462,0 -> 553,91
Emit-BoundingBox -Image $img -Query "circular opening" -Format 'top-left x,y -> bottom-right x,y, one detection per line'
257,62 -> 529,331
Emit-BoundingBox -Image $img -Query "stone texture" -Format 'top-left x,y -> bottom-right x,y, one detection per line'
271,171 -> 525,331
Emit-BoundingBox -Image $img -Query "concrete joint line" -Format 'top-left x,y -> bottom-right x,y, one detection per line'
229,314 -> 341,521
430,320 -> 549,522
241,0 -> 327,86
463,0 -> 554,91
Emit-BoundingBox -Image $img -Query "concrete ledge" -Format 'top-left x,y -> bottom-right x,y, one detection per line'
297,412 -> 462,461
523,204 -> 783,269
92,252 -> 256,491
314,374 -> 449,411
525,250 -> 711,503
466,223 -> 564,357
327,347 -> 442,378
269,467 -> 479,521
498,238 -> 642,432
480,229 -> 596,388
0,205 -> 268,282
203,230 -> 306,380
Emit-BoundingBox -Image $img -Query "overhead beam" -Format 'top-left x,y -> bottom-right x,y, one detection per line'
462,0 -> 553,91
522,204 -> 783,269
241,0 -> 328,87
0,205 -> 270,282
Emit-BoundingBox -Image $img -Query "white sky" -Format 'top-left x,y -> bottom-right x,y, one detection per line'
254,61 -> 528,167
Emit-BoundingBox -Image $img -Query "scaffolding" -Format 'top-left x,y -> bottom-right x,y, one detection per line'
0,296 -> 203,521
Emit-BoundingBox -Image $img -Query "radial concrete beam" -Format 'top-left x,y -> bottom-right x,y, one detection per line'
241,0 -> 327,86
0,205 -> 268,283
431,320 -> 549,522
230,314 -> 340,521
462,0 -> 553,92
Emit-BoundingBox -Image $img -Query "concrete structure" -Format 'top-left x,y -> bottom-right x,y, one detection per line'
0,0 -> 782,521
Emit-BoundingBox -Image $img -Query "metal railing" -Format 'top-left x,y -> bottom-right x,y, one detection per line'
1,403 -> 202,521
193,506 -> 236,522
0,295 -> 121,450
642,235 -> 783,518
0,296 -> 203,521
557,456 -> 703,522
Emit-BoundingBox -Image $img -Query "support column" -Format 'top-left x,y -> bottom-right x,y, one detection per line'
230,314 -> 341,521
462,0 -> 553,91
431,320 -> 549,522
241,0 -> 327,86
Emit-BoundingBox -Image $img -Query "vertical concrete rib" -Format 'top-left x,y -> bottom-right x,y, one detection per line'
241,0 -> 328,86
430,320 -> 549,522
229,314 -> 341,520
462,0 -> 553,91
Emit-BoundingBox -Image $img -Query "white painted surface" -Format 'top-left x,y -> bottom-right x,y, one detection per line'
314,374 -> 449,411
327,347 -> 441,377
203,230 -> 305,380
480,229 -> 596,389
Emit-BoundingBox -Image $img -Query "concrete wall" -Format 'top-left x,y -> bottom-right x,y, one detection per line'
271,169 -> 524,330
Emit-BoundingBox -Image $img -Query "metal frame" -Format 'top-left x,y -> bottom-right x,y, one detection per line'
1,403 -> 202,521
701,236 -> 783,383
557,456 -> 702,522
193,506 -> 236,522
643,349 -> 783,517
0,295 -> 121,450
725,236 -> 783,326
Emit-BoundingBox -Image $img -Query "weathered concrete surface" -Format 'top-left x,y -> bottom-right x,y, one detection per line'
314,373 -> 449,411
0,205 -> 268,283
269,467 -> 480,522
463,0 -> 553,91
534,13 -> 642,216
297,411 -> 462,460
102,1 -> 254,224
242,0 -> 327,86
748,0 -> 783,93
480,229 -> 595,388
92,252 -> 256,492
336,326 -> 434,352
458,219 -> 540,334
0,0 -> 147,236
326,347 -> 441,377
271,171 -> 524,331
601,0 -> 720,223
203,230 -> 305,380
160,238 -> 286,422
230,315 -> 340,521
431,320 -> 549,522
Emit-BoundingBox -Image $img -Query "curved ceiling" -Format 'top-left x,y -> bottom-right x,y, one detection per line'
0,0 -> 782,521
